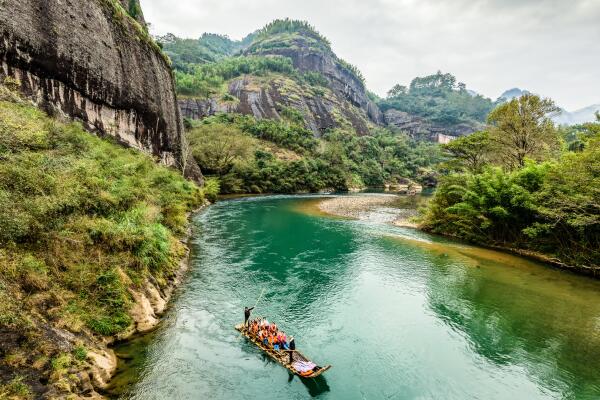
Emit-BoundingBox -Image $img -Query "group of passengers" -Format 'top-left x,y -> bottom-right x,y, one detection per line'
248,318 -> 295,353
244,306 -> 296,362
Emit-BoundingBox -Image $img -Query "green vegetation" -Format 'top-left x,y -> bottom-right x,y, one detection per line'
0,83 -> 202,393
168,19 -> 366,97
249,19 -> 332,54
127,0 -> 142,20
101,0 -> 169,64
159,33 -> 253,71
175,55 -> 296,97
422,95 -> 600,271
187,114 -> 442,194
487,94 -> 560,168
0,376 -> 32,399
560,114 -> 600,151
246,19 -> 364,86
379,71 -> 495,127
337,59 -> 366,87
441,130 -> 490,173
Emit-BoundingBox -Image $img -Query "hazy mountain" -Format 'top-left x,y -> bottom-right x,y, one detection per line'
554,104 -> 600,125
498,88 -> 599,125
497,88 -> 531,102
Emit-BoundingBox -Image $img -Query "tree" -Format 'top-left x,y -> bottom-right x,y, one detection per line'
187,123 -> 255,175
387,84 -> 407,98
487,94 -> 560,169
442,131 -> 491,173
409,71 -> 457,96
525,137 -> 600,266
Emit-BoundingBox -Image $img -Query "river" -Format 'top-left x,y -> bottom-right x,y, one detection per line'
107,195 -> 600,400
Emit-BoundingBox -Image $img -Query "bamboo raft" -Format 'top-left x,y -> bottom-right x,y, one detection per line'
235,323 -> 331,378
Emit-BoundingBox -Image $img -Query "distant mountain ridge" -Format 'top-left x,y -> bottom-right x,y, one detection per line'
164,22 -> 493,142
497,88 -> 599,125
497,88 -> 531,102
554,104 -> 600,126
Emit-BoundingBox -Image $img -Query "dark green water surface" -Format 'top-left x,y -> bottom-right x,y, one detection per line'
109,196 -> 600,400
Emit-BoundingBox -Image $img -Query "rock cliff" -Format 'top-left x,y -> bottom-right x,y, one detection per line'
177,25 -> 383,136
244,45 -> 384,127
180,73 -> 377,136
384,109 -> 484,142
0,0 -> 196,173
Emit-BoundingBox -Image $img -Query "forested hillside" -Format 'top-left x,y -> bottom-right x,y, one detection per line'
186,113 -> 441,194
421,95 -> 600,272
377,71 -> 496,139
159,19 -> 444,193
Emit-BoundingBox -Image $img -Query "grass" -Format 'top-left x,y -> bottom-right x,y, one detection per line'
0,376 -> 32,400
0,83 -> 203,396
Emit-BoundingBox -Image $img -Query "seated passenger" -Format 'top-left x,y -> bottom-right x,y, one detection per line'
268,334 -> 275,348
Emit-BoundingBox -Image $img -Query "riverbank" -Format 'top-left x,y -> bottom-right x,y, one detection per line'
311,194 -> 596,278
0,91 -> 210,399
94,204 -> 208,397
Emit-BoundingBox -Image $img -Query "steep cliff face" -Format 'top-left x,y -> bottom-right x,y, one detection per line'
0,0 -> 190,169
176,24 -> 383,136
245,45 -> 384,127
180,73 -> 376,136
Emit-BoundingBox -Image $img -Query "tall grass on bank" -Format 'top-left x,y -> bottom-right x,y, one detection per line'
0,89 -> 203,341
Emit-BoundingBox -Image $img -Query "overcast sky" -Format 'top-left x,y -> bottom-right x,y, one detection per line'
140,0 -> 599,111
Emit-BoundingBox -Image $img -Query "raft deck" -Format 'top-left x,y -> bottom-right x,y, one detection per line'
235,323 -> 331,378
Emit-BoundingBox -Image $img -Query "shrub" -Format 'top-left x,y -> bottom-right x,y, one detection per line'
73,346 -> 87,361
202,177 -> 221,203
0,376 -> 32,399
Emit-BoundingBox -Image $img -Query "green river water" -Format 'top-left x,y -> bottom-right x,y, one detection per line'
107,195 -> 600,400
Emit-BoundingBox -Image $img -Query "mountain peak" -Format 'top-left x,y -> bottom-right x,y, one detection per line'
245,19 -> 333,58
497,88 -> 530,102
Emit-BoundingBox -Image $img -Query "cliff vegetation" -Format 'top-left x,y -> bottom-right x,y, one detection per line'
0,83 -> 210,398
377,71 -> 496,137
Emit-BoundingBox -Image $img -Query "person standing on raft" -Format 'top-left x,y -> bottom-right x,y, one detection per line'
244,306 -> 255,328
288,337 -> 296,363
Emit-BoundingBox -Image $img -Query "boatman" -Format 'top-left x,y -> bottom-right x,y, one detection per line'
288,336 -> 296,363
244,306 -> 255,328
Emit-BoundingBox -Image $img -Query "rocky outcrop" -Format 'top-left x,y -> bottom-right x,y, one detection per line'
179,31 -> 383,136
249,45 -> 384,125
179,74 -> 375,136
0,0 -> 191,170
383,109 -> 482,142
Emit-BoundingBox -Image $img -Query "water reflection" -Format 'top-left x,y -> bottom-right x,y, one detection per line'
297,375 -> 331,397
422,244 -> 600,398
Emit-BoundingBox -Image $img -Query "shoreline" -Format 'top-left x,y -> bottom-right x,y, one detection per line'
311,194 -> 597,278
93,203 -> 209,397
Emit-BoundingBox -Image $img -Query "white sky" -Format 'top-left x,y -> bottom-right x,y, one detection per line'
140,0 -> 600,111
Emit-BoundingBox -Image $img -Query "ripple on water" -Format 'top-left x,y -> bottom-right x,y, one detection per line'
111,196 -> 600,400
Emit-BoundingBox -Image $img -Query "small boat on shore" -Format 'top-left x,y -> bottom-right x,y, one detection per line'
235,323 -> 331,378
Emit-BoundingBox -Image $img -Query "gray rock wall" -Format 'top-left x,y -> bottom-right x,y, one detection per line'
0,0 -> 191,171
248,46 -> 384,130
383,109 -> 482,142
179,75 -> 372,137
